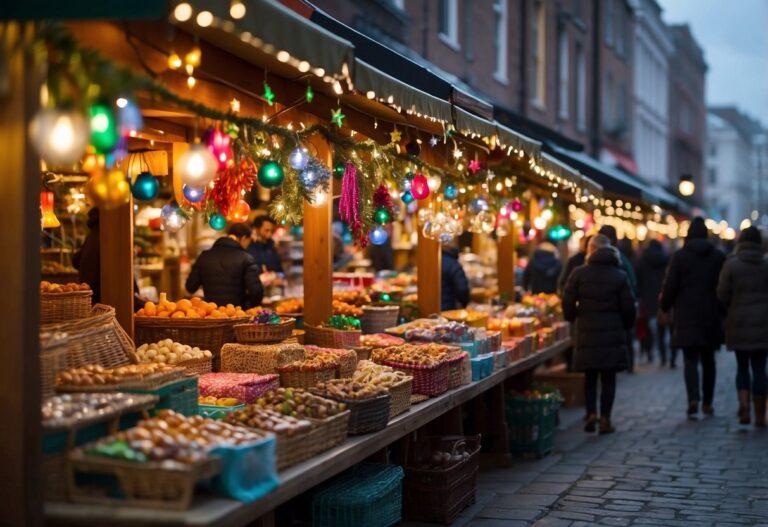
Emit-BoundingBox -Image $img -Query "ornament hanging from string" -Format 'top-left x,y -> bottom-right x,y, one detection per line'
339,162 -> 365,246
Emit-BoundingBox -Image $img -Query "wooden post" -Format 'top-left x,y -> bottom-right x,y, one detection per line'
100,203 -> 135,338
302,137 -> 333,326
497,231 -> 516,299
0,22 -> 42,527
416,198 -> 441,317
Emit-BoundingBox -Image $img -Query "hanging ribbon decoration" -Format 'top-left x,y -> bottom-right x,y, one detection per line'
339,162 -> 365,246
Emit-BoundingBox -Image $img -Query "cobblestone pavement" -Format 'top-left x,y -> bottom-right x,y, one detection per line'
406,351 -> 768,527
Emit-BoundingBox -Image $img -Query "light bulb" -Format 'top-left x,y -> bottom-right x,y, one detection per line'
230,0 -> 246,18
178,143 -> 218,186
29,109 -> 89,165
308,186 -> 329,208
534,216 -> 547,230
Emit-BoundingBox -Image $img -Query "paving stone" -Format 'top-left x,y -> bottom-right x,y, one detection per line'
531,518 -> 574,527
519,482 -> 573,495
491,493 -> 560,507
476,506 -> 542,521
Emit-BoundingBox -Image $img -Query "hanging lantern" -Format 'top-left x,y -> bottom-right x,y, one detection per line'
89,103 -> 119,153
258,160 -> 285,188
427,174 -> 442,192
207,128 -> 233,171
369,225 -> 389,246
209,212 -> 227,231
182,184 -> 206,203
86,167 -> 131,209
227,199 -> 251,222
444,183 -> 458,200
131,171 -> 159,201
40,191 -> 61,229
374,207 -> 391,225
161,203 -> 187,233
29,108 -> 89,165
289,147 -> 310,170
411,173 -> 430,200
401,190 -> 414,204
178,143 -> 218,187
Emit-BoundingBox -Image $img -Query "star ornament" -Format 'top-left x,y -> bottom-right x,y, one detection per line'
429,136 -> 439,147
331,107 -> 345,128
389,127 -> 402,144
263,82 -> 275,106
468,159 -> 482,174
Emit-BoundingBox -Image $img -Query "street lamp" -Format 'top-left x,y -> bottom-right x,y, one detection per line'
678,174 -> 695,197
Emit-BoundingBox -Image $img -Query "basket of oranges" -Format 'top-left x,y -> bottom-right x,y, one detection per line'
135,294 -> 252,366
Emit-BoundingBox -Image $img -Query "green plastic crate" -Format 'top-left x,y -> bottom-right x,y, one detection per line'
123,377 -> 198,417
312,463 -> 404,527
506,395 -> 560,458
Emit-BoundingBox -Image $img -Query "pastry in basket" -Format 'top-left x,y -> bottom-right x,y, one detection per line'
360,333 -> 405,348
40,281 -> 91,293
353,360 -> 411,388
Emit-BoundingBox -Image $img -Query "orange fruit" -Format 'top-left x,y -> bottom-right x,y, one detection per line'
136,308 -> 146,316
197,307 -> 208,318
190,297 -> 201,306
157,310 -> 170,318
225,306 -> 236,317
165,302 -> 177,313
171,310 -> 186,318
144,302 -> 157,316
186,308 -> 200,318
177,299 -> 193,311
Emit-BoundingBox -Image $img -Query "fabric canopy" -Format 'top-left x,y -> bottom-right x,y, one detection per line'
495,123 -> 542,157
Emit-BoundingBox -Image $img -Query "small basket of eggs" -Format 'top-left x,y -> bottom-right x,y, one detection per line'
136,339 -> 214,376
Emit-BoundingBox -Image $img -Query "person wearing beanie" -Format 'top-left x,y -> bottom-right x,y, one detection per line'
717,226 -> 768,427
660,217 -> 726,418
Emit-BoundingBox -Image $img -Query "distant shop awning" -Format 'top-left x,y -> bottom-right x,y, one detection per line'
539,152 -> 603,199
353,60 -> 453,123
453,106 -> 497,140
496,123 -> 542,157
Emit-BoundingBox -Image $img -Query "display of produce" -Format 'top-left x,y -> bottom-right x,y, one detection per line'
353,360 -> 411,388
135,293 -> 255,319
441,309 -> 488,325
324,314 -> 361,330
198,396 -> 242,406
385,318 -> 441,335
248,309 -> 283,325
136,339 -> 213,365
312,379 -> 389,400
371,344 -> 453,367
360,333 -> 405,348
332,290 -> 371,307
277,353 -> 340,372
199,373 -> 280,404
275,298 -> 303,314
41,261 -> 78,275
56,363 -> 181,388
254,388 -> 347,419
42,392 -> 158,429
224,407 -> 312,437
331,300 -> 364,318
40,281 -> 91,293
404,321 -> 470,344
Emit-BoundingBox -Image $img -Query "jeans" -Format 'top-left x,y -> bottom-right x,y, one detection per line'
683,348 -> 716,405
735,350 -> 768,396
585,369 -> 617,417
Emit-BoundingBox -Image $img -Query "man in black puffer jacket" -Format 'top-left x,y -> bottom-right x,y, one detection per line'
186,223 -> 264,308
563,235 -> 636,434
660,217 -> 725,418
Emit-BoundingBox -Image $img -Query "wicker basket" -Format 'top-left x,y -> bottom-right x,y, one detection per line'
40,332 -> 70,399
57,368 -> 186,394
233,317 -> 295,344
275,410 -> 350,469
305,324 -> 361,349
353,346 -> 371,362
361,305 -> 400,335
68,449 -> 220,510
388,378 -> 413,418
41,290 -> 93,324
380,360 -> 449,397
306,347 -> 358,378
175,356 -> 212,376
220,342 -> 305,374
312,393 -> 391,435
277,367 -> 337,389
446,352 -> 468,390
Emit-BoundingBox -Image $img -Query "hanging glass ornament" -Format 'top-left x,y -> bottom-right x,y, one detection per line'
178,143 -> 218,187
29,108 -> 89,165
374,207 -> 391,225
333,161 -> 345,179
307,185 -> 330,208
207,128 -> 233,171
405,141 -> 421,157
402,178 -> 412,192
411,173 -> 430,200
161,203 -> 187,233
89,103 -> 119,153
443,183 -> 458,200
258,160 -> 285,188
469,197 -> 488,214
369,225 -> 389,246
40,191 -> 61,228
117,99 -> 143,134
511,198 -> 524,212
86,167 -> 131,209
417,207 -> 432,224
227,199 -> 251,222
182,184 -> 206,203
209,212 -> 227,230
131,171 -> 159,201
289,147 -> 310,170
427,174 -> 442,192
401,190 -> 414,204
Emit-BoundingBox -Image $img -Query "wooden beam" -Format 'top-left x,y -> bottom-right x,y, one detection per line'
0,22 -> 42,527
100,204 -> 135,338
416,197 -> 441,317
497,231 -> 516,299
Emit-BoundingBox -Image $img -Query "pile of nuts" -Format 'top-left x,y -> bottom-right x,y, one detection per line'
371,344 -> 450,367
42,393 -> 157,428
56,363 -> 180,387
352,361 -> 411,388
277,354 -> 340,373
136,339 -> 212,365
224,407 -> 312,437
312,379 -> 389,400
253,388 -> 346,419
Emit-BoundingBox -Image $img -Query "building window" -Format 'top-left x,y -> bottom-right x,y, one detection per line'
530,0 -> 546,107
603,72 -> 613,129
438,0 -> 459,50
493,0 -> 508,82
604,0 -> 614,47
709,168 -> 717,184
575,42 -> 587,131
557,26 -> 569,119
680,102 -> 693,134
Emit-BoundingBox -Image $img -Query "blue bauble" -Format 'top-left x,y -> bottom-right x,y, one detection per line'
289,148 -> 310,170
444,183 -> 458,200
209,213 -> 227,231
118,99 -> 143,133
183,184 -> 206,203
369,225 -> 389,246
299,167 -> 317,189
131,172 -> 159,201
401,190 -> 414,204
469,197 -> 488,213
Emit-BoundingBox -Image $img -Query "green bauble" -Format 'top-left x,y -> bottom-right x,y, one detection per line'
209,213 -> 227,231
374,207 -> 391,225
333,161 -> 345,179
258,160 -> 285,188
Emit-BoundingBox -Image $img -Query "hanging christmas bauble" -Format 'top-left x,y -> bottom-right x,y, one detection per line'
86,167 -> 131,209
89,103 -> 119,153
258,160 -> 284,188
131,171 -> 159,201
227,199 -> 251,222
400,190 -> 414,204
374,207 -> 391,225
207,128 -> 233,171
178,143 -> 218,187
307,185 -> 329,208
411,173 -> 430,200
29,108 -> 89,165
299,166 -> 318,189
161,203 -> 187,233
289,147 -> 310,170
405,141 -> 421,157
469,197 -> 488,213
427,174 -> 442,192
402,178 -> 412,192
209,212 -> 227,231
333,161 -> 345,179
444,183 -> 458,200
369,225 -> 389,246
182,184 -> 206,203
511,198 -> 524,212
117,99 -> 143,134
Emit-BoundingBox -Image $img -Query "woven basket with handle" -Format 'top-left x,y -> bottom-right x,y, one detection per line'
41,290 -> 93,324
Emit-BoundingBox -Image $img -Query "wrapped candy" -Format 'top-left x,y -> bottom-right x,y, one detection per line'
199,373 -> 279,404
326,315 -> 361,331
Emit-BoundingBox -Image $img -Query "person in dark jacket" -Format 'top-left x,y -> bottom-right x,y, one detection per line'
660,217 -> 726,418
523,241 -> 562,294
441,243 -> 470,311
248,216 -> 283,273
186,223 -> 264,308
557,235 -> 591,294
563,235 -> 636,434
636,240 -> 670,364
717,226 -> 768,427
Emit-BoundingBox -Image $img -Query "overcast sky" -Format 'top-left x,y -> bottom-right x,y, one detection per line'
658,0 -> 768,126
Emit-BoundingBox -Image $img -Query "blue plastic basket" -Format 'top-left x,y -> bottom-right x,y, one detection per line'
312,463 -> 404,527
506,396 -> 560,458
208,434 -> 279,503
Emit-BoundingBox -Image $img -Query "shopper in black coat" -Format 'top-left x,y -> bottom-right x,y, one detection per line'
186,223 -> 264,308
441,246 -> 470,311
636,240 -> 670,364
523,242 -> 562,294
563,235 -> 636,434
557,235 -> 591,294
717,226 -> 768,426
660,217 -> 725,417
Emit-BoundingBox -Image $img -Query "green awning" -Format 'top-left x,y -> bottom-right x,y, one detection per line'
453,106 -> 498,140
495,122 -> 542,157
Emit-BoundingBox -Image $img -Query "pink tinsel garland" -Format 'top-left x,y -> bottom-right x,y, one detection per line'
339,162 -> 366,246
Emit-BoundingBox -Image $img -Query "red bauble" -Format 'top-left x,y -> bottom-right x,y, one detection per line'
207,128 -> 233,171
227,199 -> 251,223
411,173 -> 430,200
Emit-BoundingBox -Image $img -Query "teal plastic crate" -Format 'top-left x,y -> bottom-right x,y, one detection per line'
123,377 -> 198,417
506,395 -> 560,458
208,434 -> 279,502
470,354 -> 494,381
312,463 -> 404,527
198,403 -> 246,420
